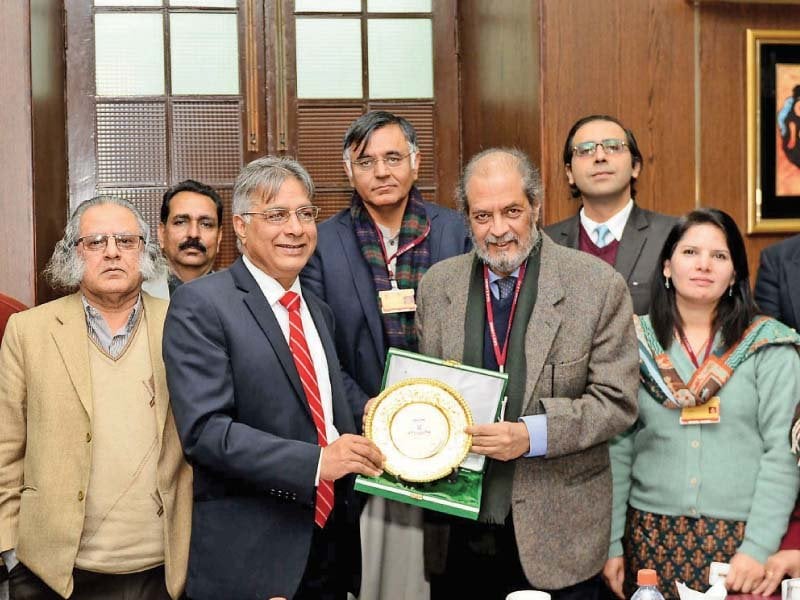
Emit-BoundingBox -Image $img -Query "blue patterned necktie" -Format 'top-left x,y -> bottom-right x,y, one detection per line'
594,224 -> 612,248
496,276 -> 517,300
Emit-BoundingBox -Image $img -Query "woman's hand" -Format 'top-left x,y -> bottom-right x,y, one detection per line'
725,552 -> 766,594
751,549 -> 800,596
602,556 -> 626,599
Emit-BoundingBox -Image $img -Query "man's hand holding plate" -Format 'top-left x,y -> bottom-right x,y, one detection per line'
466,422 -> 530,461
320,434 -> 384,481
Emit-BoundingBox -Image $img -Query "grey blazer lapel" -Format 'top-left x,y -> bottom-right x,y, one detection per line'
441,255 -> 474,362
558,215 -> 580,249
336,214 -> 385,356
521,239 -> 564,416
615,205 -> 648,282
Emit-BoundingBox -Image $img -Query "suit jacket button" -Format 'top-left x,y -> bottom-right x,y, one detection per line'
77,491 -> 84,501
86,432 -> 92,443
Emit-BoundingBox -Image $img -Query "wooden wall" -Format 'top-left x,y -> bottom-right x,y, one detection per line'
539,0 -> 696,224
30,0 -> 68,304
459,0 -> 800,283
0,1 -> 67,306
698,2 -> 799,281
459,1 -> 541,164
0,2 -> 36,306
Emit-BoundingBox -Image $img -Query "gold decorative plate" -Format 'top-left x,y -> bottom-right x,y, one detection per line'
365,378 -> 473,483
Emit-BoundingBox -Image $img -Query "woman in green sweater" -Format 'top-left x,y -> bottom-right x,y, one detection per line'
603,208 -> 800,599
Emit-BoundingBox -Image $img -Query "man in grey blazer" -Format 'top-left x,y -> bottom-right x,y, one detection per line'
416,148 -> 639,600
545,115 -> 675,315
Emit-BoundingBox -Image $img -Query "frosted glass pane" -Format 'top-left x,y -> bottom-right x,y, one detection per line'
295,0 -> 360,11
169,0 -> 237,7
95,13 -> 165,96
368,19 -> 432,99
170,13 -> 239,95
367,0 -> 431,12
296,19 -> 362,99
95,0 -> 162,5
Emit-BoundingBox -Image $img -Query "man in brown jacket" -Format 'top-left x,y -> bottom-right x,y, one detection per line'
415,148 -> 639,600
0,197 -> 191,599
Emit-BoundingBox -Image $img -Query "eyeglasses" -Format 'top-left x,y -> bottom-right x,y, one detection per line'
350,152 -> 414,171
571,138 -> 629,158
75,233 -> 144,252
242,205 -> 320,225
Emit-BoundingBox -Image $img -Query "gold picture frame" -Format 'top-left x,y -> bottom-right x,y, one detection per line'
747,29 -> 800,233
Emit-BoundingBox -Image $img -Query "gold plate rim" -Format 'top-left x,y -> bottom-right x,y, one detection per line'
365,377 -> 473,483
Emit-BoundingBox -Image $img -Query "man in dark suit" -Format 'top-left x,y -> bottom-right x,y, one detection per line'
755,234 -> 800,330
301,110 -> 470,416
545,115 -> 675,315
300,111 -> 470,600
163,156 -> 384,600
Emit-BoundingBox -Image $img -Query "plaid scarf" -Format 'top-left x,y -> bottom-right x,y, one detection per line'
350,186 -> 431,351
635,314 -> 800,409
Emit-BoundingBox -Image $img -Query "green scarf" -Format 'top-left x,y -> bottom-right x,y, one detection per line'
462,239 -> 542,524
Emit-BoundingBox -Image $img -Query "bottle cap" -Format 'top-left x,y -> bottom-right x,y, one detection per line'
637,569 -> 658,586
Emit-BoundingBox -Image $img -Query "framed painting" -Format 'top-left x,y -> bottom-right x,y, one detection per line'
747,29 -> 800,233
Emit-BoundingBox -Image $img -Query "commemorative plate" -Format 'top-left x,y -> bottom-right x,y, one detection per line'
365,378 -> 473,483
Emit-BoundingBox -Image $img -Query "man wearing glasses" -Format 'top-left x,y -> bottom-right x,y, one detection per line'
545,115 -> 675,315
163,156 -> 384,600
300,110 -> 470,600
0,197 -> 192,599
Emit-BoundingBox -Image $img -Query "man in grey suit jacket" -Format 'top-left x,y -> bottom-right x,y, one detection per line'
416,148 -> 639,600
755,234 -> 800,330
544,115 -> 675,315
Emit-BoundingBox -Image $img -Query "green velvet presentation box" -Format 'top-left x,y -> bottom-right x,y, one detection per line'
354,348 -> 508,520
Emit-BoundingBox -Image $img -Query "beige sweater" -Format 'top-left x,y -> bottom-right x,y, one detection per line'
76,315 -> 165,573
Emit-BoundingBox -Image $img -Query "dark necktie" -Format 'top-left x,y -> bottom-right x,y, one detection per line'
279,291 -> 334,528
496,276 -> 517,300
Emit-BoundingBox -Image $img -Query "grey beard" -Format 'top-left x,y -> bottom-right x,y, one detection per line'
474,225 -> 539,275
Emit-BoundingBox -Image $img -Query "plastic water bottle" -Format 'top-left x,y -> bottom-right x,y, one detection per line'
630,568 -> 665,600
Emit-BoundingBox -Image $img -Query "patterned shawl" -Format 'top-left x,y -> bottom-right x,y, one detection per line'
350,186 -> 431,351
636,314 -> 800,409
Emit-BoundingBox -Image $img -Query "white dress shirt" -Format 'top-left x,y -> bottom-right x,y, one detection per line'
242,256 -> 339,484
579,198 -> 634,244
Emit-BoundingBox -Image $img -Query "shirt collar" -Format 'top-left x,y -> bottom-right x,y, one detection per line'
487,265 -> 521,284
81,294 -> 143,335
579,198 -> 634,242
242,255 -> 303,306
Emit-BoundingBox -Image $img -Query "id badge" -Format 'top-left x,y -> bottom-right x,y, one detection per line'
680,396 -> 721,425
379,288 -> 417,314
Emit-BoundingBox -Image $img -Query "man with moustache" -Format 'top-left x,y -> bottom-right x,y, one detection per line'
415,148 -> 638,600
545,115 -> 675,315
143,180 -> 223,299
301,110 -> 470,600
163,156 -> 384,600
0,197 -> 191,599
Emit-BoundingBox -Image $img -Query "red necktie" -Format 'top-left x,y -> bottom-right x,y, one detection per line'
279,291 -> 334,528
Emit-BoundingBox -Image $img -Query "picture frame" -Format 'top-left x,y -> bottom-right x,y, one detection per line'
746,29 -> 800,233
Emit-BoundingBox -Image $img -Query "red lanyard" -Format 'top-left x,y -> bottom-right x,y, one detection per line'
374,223 -> 431,281
676,327 -> 715,369
483,262 -> 527,373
